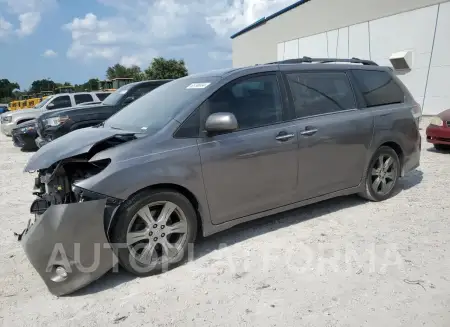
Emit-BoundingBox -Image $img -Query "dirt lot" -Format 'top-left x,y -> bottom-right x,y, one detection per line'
0,118 -> 449,327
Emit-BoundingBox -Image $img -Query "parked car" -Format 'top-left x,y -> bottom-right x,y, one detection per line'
426,109 -> 450,151
0,103 -> 8,114
17,57 -> 421,296
34,80 -> 171,148
0,91 -> 111,136
11,120 -> 38,151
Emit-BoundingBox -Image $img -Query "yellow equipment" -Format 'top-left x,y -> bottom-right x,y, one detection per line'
27,98 -> 41,108
9,101 -> 19,111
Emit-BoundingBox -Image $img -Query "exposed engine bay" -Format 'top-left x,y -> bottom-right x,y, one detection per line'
31,158 -> 112,215
29,133 -> 135,215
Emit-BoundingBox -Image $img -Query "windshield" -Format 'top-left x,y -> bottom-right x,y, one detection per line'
34,96 -> 53,109
104,76 -> 219,132
102,84 -> 134,106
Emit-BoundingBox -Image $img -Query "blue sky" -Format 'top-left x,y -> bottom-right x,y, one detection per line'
0,0 -> 293,90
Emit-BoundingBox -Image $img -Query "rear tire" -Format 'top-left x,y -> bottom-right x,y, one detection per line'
434,144 -> 450,152
110,189 -> 198,276
359,146 -> 401,202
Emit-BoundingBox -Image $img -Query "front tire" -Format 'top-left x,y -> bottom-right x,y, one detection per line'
110,189 -> 198,276
359,146 -> 400,202
434,144 -> 450,152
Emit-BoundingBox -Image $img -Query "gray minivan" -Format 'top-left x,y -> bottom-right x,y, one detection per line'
18,57 -> 421,295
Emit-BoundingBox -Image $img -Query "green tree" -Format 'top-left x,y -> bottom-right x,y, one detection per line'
145,57 -> 188,80
74,78 -> 100,92
30,79 -> 56,93
0,79 -> 20,100
106,64 -> 144,80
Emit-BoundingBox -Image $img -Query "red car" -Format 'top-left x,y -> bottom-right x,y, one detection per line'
426,109 -> 450,150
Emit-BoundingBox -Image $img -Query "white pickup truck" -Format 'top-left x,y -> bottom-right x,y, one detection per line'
0,91 -> 111,136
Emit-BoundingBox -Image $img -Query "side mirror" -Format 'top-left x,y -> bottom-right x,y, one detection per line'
46,103 -> 55,109
205,112 -> 238,134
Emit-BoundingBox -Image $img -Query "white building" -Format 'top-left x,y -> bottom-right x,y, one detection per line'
231,0 -> 450,115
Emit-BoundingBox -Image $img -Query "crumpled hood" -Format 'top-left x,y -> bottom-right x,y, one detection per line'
24,126 -> 137,172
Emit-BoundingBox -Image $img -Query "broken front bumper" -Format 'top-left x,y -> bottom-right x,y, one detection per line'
18,199 -> 119,296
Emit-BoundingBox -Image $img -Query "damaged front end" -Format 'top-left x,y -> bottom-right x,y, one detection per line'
18,129 -> 138,296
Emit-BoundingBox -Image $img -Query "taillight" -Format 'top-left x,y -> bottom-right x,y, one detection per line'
411,101 -> 422,126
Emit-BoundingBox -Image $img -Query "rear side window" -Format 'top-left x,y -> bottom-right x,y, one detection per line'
74,94 -> 94,104
96,93 -> 110,101
352,70 -> 404,107
286,72 -> 356,118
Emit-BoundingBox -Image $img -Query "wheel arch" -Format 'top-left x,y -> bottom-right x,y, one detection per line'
107,183 -> 203,238
379,141 -> 404,169
16,118 -> 34,125
369,137 -> 405,173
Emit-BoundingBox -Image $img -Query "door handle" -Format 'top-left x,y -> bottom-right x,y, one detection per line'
275,132 -> 295,141
300,128 -> 318,136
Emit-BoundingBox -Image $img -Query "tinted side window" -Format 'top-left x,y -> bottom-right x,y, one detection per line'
74,94 -> 94,104
49,95 -> 71,109
96,93 -> 110,101
286,72 -> 356,118
204,74 -> 283,131
352,70 -> 404,107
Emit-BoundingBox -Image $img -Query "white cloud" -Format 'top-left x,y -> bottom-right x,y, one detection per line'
0,0 -> 56,37
0,17 -> 13,38
42,49 -> 57,57
63,0 -> 295,66
17,12 -> 41,36
119,55 -> 141,67
206,0 -> 294,36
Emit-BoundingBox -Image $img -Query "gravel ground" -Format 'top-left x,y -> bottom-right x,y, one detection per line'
0,118 -> 449,327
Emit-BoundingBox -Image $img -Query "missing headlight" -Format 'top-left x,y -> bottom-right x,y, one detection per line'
72,185 -> 122,205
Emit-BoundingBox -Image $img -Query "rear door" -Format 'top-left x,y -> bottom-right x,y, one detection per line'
74,93 -> 95,105
197,72 -> 299,224
282,69 -> 374,200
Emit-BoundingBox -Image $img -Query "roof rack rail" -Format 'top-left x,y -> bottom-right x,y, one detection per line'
265,56 -> 378,66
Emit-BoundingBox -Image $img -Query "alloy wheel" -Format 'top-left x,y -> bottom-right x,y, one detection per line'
126,201 -> 188,264
370,154 -> 398,196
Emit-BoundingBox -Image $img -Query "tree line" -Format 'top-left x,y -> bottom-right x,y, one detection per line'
0,79 -> 20,103
0,57 -> 188,103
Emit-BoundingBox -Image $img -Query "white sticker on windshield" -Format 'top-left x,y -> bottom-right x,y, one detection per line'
119,90 -> 128,94
186,83 -> 210,89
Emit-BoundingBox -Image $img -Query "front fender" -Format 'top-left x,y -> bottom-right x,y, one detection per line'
75,140 -> 204,200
